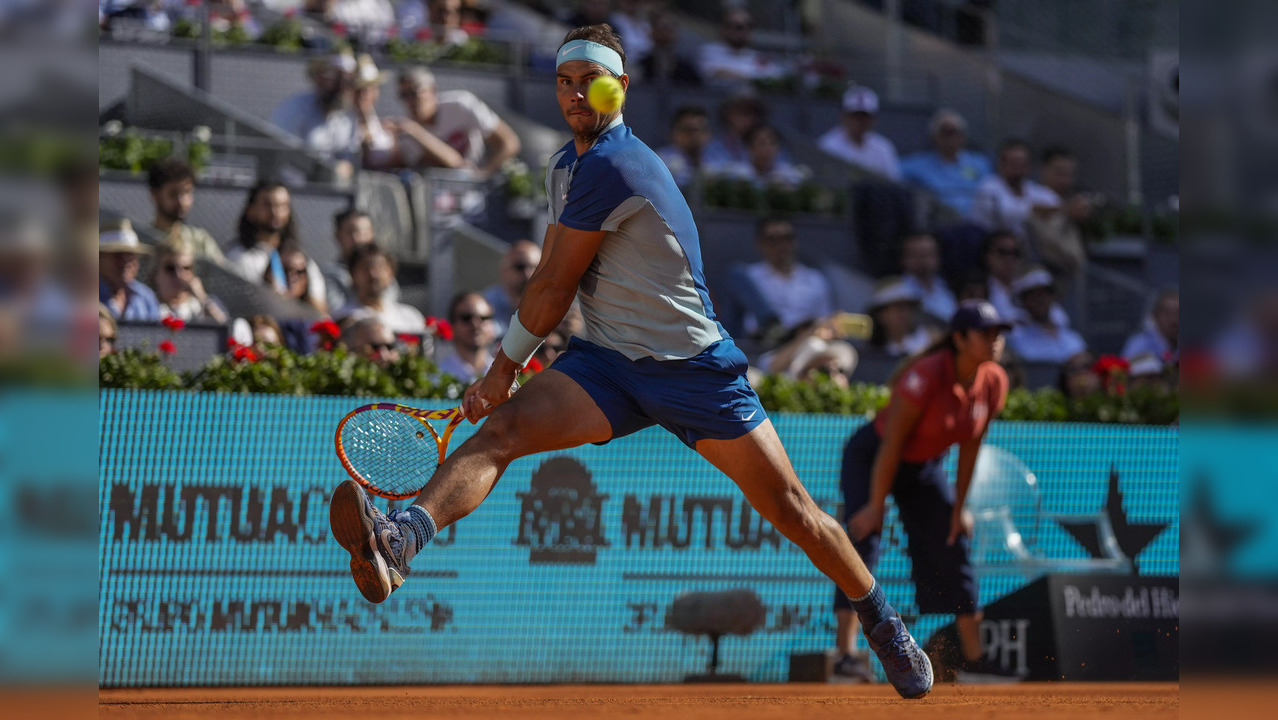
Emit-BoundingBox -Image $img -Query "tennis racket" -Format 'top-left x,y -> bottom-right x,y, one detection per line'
334,403 -> 466,500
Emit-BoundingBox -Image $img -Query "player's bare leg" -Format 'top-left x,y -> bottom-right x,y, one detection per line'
412,368 -> 611,527
330,369 -> 609,604
696,420 -> 933,698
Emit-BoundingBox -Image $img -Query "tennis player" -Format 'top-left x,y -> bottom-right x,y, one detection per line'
833,300 -> 1013,683
330,24 -> 932,698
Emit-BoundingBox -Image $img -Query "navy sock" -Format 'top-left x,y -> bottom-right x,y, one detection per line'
850,581 -> 894,628
397,505 -> 437,561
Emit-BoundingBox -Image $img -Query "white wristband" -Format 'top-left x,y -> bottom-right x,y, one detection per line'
500,312 -> 544,368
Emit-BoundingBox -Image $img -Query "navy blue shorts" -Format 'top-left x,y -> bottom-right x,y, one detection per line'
834,423 -> 979,616
550,336 -> 767,448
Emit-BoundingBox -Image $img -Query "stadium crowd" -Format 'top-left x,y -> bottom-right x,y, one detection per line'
94,0 -> 1182,396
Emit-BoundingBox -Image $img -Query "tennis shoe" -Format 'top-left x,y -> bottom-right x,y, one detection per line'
330,480 -> 410,603
863,615 -> 933,699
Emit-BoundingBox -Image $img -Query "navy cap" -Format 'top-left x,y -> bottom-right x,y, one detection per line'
950,300 -> 1012,333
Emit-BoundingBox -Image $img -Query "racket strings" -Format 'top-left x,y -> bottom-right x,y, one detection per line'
339,409 -> 443,497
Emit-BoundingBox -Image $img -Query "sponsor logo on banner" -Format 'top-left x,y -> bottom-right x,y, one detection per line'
110,595 -> 455,633
515,457 -> 609,564
106,483 -> 455,546
620,494 -> 788,551
1061,584 -> 1180,619
980,618 -> 1031,677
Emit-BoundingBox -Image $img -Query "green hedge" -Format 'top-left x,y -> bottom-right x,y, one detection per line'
98,346 -> 1178,425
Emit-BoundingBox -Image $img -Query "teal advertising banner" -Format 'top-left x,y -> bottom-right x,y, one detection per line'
98,391 -> 1177,686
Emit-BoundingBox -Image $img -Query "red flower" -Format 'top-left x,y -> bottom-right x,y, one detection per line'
331,21 -> 348,36
158,340 -> 177,355
232,346 -> 260,363
523,358 -> 544,374
425,317 -> 454,341
226,337 -> 241,349
1092,355 -> 1130,376
310,319 -> 341,340
415,27 -> 433,41
161,316 -> 186,332
396,333 -> 419,345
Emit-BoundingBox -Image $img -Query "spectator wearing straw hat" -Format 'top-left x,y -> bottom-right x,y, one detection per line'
818,86 -> 901,181
271,51 -> 360,174
99,218 -> 160,322
866,277 -> 940,358
349,54 -> 400,171
1006,268 -> 1086,364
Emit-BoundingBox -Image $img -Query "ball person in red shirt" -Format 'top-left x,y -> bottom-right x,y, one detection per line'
832,300 -> 1013,682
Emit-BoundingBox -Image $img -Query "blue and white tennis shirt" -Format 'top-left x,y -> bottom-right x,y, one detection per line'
545,116 -> 726,361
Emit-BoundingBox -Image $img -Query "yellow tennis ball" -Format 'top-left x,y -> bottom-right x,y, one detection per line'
587,76 -> 625,114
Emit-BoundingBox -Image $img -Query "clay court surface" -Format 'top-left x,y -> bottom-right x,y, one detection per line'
98,683 -> 1178,719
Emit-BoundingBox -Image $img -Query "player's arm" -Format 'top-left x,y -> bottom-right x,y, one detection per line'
498,222 -> 604,368
462,223 -> 604,419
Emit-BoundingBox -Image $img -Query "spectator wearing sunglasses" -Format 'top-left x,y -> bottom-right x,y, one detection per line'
482,239 -> 541,339
151,237 -> 229,324
981,231 -> 1069,328
333,244 -> 426,335
341,316 -> 402,367
279,243 -> 328,314
434,291 -> 496,383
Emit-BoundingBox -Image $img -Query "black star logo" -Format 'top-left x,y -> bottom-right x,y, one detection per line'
1181,472 -> 1260,571
1058,465 -> 1168,573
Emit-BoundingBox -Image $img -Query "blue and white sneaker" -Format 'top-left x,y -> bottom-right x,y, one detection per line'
329,480 -> 411,604
863,616 -> 934,699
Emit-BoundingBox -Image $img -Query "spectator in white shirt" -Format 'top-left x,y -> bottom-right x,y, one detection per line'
334,244 -> 426,335
655,105 -> 712,188
970,138 -> 1060,237
719,124 -> 808,189
225,181 -> 327,314
742,217 -> 832,334
817,86 -> 901,181
1006,268 -> 1087,364
698,7 -> 788,89
391,66 -> 522,178
899,232 -> 956,323
271,53 -> 359,178
865,277 -> 941,358
433,291 -> 496,382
